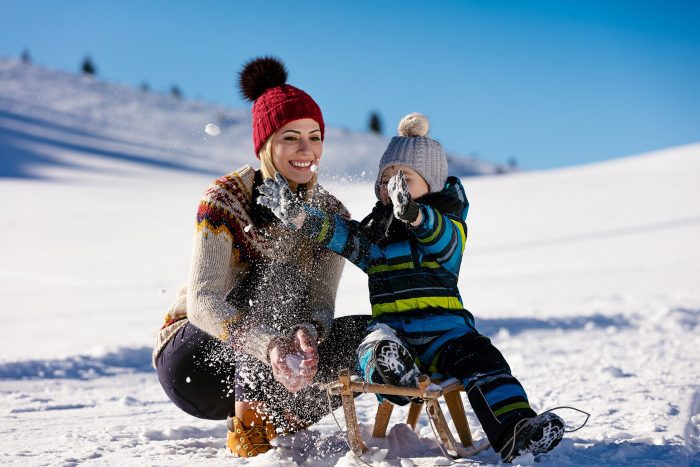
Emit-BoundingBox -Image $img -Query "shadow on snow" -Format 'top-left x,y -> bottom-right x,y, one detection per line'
474,313 -> 632,337
0,108 -> 219,179
0,346 -> 153,380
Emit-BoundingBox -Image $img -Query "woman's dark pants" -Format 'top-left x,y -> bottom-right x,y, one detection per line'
156,315 -> 370,427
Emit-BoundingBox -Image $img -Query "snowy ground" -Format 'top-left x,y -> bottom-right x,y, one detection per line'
1,59 -> 700,466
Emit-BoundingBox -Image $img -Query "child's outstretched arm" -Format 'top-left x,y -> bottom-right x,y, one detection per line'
258,174 -> 380,272
388,172 -> 467,276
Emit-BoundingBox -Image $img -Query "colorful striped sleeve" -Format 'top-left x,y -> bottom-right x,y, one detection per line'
410,205 -> 467,275
300,206 -> 382,273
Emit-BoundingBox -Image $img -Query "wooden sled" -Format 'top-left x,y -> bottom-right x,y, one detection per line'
326,369 -> 491,459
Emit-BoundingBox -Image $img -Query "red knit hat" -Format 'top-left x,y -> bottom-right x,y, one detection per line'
238,56 -> 324,156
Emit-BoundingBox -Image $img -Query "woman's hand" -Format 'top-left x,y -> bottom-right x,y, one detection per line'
269,341 -> 307,393
292,327 -> 319,381
268,327 -> 319,392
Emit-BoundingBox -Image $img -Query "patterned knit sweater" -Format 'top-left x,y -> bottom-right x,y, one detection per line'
152,165 -> 349,366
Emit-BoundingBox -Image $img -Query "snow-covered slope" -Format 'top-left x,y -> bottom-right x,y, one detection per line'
1,57 -> 699,466
0,58 -> 506,182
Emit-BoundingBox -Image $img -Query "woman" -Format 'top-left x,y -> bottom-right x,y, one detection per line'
153,56 -> 369,458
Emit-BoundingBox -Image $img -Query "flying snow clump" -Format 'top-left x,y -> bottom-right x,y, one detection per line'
204,123 -> 221,136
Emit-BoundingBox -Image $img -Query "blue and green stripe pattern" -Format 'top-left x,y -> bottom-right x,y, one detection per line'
300,177 -> 469,319
468,373 -> 536,438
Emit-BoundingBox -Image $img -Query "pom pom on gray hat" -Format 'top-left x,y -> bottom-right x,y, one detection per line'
398,112 -> 430,137
375,113 -> 448,199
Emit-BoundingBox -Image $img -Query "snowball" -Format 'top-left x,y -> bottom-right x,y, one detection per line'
310,163 -> 318,173
244,224 -> 252,232
369,448 -> 388,461
204,123 -> 220,136
285,354 -> 304,375
387,422 -> 424,458
185,376 -> 191,383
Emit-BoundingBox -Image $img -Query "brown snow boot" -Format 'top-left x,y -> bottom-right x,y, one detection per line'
226,409 -> 277,458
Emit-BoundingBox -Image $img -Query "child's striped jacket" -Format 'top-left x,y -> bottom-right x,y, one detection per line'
300,177 -> 469,319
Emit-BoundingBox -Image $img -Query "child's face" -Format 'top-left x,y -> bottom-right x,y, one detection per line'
378,165 -> 430,205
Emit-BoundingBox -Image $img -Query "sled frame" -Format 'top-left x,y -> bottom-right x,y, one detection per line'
327,369 -> 491,459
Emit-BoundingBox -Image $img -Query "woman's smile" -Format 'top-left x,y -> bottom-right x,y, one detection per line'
290,160 -> 314,170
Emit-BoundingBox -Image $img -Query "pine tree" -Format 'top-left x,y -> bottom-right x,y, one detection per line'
81,56 -> 96,75
21,49 -> 31,64
368,111 -> 382,135
170,85 -> 183,99
140,82 -> 150,92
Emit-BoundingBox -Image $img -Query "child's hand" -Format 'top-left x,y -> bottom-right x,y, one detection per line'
388,170 -> 420,224
257,173 -> 305,228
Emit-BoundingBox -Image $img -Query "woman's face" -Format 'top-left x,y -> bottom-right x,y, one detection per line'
271,118 -> 323,187
378,165 -> 429,205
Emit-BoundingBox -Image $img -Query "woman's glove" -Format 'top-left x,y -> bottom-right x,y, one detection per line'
268,327 -> 319,393
388,170 -> 420,224
257,173 -> 304,228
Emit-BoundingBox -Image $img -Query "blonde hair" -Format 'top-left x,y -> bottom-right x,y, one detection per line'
258,137 -> 317,201
257,136 -> 320,274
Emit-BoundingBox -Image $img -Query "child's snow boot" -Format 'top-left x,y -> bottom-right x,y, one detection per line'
358,338 -> 421,405
374,339 -> 420,387
226,409 -> 277,458
499,412 -> 565,462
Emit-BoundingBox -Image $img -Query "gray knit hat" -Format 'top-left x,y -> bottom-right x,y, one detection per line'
374,113 -> 448,199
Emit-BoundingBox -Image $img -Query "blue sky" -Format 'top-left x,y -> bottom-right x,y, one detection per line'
2,0 -> 699,169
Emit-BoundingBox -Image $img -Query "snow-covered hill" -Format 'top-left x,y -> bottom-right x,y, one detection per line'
1,57 -> 699,466
0,58 -> 507,182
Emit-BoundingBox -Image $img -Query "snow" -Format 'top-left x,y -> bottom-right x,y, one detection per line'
285,354 -> 305,376
204,123 -> 221,136
1,58 -> 700,465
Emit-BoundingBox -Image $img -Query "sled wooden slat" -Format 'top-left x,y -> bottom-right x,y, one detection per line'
327,370 -> 490,459
338,370 -> 367,455
406,401 -> 423,430
426,398 -> 456,454
444,390 -> 473,447
372,400 -> 393,438
328,378 -> 443,398
426,398 -> 490,458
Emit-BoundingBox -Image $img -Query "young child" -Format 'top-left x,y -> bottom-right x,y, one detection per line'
258,113 -> 565,461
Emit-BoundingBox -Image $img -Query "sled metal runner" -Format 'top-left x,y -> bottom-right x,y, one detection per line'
327,369 -> 490,459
